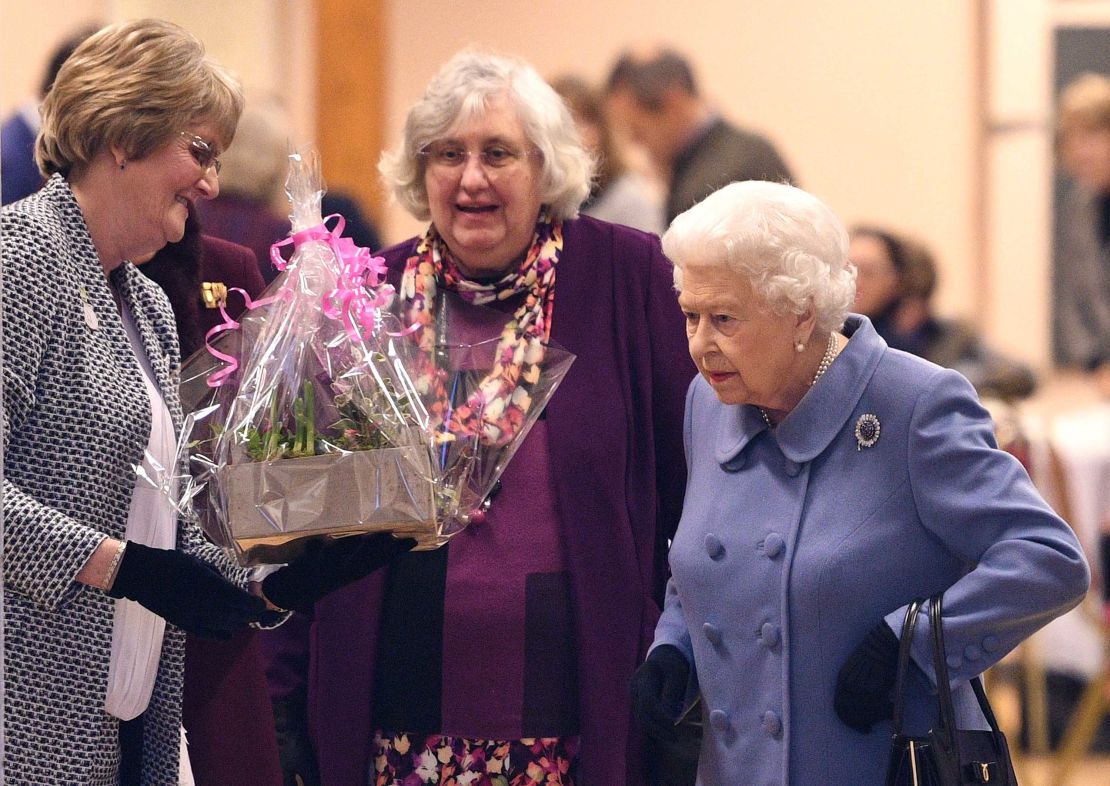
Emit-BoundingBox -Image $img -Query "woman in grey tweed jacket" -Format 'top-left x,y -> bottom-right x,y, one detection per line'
0,20 -> 268,785
2,20 -> 410,785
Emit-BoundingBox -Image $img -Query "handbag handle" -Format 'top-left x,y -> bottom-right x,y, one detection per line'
928,595 -> 1008,760
928,594 -> 961,753
891,594 -> 1008,756
890,597 -> 924,735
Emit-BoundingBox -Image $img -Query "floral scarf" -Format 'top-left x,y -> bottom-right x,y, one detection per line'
399,211 -> 562,447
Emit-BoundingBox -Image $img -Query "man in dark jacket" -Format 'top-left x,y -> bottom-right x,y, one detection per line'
604,47 -> 794,223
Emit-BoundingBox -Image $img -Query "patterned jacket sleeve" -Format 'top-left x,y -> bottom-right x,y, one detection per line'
1,210 -> 108,609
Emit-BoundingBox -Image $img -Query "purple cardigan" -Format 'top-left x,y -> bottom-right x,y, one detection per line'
267,215 -> 695,786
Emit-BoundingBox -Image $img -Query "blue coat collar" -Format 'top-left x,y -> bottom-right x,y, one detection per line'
714,314 -> 886,465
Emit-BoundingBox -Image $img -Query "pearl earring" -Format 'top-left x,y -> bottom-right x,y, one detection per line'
795,341 -> 805,353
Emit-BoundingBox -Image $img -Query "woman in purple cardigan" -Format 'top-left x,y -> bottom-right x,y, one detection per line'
262,50 -> 694,786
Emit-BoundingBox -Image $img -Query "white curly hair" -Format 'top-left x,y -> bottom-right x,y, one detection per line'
662,181 -> 857,334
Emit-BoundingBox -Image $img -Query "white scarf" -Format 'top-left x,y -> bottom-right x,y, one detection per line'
104,305 -> 177,720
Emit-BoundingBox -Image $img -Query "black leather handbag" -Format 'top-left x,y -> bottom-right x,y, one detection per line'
885,595 -> 1017,785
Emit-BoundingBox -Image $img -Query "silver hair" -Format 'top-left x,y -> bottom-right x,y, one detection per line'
379,49 -> 595,221
662,181 -> 857,334
217,98 -> 290,203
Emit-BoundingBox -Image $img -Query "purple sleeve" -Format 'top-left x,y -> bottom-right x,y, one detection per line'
646,240 -> 695,545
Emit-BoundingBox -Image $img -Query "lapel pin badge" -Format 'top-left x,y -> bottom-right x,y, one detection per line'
79,285 -> 99,331
854,413 -> 880,451
201,281 -> 228,309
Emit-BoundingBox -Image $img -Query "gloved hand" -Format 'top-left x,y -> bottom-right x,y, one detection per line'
108,542 -> 269,640
630,644 -> 691,742
262,532 -> 417,612
272,694 -> 321,786
834,621 -> 900,733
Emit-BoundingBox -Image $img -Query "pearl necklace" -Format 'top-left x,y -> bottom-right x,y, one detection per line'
759,333 -> 839,428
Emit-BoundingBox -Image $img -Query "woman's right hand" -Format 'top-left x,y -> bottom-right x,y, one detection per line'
630,644 -> 691,742
107,542 -> 274,639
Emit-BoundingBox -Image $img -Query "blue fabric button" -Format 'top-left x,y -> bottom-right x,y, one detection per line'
763,533 -> 785,559
963,644 -> 982,661
760,622 -> 780,648
709,709 -> 731,732
784,460 -> 801,477
982,636 -> 999,653
704,533 -> 724,559
703,622 -> 723,646
946,653 -> 962,670
762,710 -> 782,736
721,454 -> 746,472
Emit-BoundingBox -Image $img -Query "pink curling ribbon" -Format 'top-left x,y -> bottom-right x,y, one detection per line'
317,216 -> 394,343
204,286 -> 291,387
207,215 -> 416,387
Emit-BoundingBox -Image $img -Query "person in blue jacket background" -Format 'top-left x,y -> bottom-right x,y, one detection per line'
630,180 -> 1091,785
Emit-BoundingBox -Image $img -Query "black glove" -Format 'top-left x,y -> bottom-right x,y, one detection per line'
108,542 -> 268,640
262,533 -> 417,612
834,621 -> 900,733
272,694 -> 320,786
630,644 -> 691,742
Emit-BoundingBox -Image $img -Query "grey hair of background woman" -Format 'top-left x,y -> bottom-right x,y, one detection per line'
379,49 -> 595,222
662,181 -> 857,334
216,97 -> 291,204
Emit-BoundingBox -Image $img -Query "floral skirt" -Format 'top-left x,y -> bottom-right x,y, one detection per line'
370,731 -> 579,786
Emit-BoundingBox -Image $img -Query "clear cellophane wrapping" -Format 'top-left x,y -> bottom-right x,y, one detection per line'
179,151 -> 577,565
190,151 -> 437,565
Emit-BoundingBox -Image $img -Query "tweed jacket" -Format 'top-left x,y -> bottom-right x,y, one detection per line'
2,175 -> 249,785
654,315 -> 1089,785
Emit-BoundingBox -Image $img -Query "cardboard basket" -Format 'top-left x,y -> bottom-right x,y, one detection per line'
217,443 -> 436,563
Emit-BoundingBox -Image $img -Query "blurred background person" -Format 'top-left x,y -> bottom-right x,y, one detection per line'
194,98 -> 297,283
263,49 -> 694,786
552,74 -> 664,234
0,23 -> 97,204
604,46 -> 794,224
632,180 -> 1088,785
1055,71 -> 1110,397
136,206 -> 283,786
198,97 -> 382,283
850,225 -> 1036,400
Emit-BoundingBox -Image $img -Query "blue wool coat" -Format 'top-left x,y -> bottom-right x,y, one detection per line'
654,315 -> 1089,786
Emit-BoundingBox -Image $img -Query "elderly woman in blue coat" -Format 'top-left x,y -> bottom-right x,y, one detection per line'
630,180 -> 1090,785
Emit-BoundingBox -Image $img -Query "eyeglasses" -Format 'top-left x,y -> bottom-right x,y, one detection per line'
419,142 -> 539,175
180,131 -> 222,175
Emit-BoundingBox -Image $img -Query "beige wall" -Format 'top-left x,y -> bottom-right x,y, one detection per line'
8,0 -> 1074,366
381,0 -> 981,320
0,0 -> 315,139
0,0 -> 105,112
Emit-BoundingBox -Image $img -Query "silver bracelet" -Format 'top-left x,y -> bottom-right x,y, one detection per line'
102,541 -> 128,592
